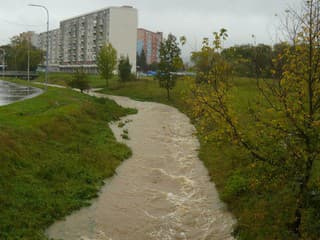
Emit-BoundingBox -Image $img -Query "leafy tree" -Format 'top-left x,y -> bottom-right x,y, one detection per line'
1,37 -> 43,71
157,33 -> 184,100
189,1 -> 320,236
221,43 -> 273,78
97,43 -> 117,88
271,42 -> 291,79
148,62 -> 159,71
118,56 -> 132,82
68,68 -> 90,93
191,29 -> 232,84
137,49 -> 147,72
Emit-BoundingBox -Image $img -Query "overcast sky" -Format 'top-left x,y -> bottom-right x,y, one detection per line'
0,0 -> 301,55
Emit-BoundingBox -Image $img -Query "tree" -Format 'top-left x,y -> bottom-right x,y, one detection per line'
221,44 -> 273,78
189,1 -> 320,236
191,30 -> 232,84
1,37 -> 43,71
97,43 -> 117,88
118,56 -> 132,82
137,49 -> 147,72
68,68 -> 90,93
157,33 -> 184,100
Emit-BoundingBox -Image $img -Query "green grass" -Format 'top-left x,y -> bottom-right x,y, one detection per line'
35,72 -> 108,88
97,76 -> 307,239
27,73 -> 319,238
100,77 -> 190,111
0,80 -> 136,239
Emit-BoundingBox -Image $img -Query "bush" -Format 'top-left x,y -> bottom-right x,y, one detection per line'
68,68 -> 90,92
223,170 -> 249,200
118,56 -> 132,82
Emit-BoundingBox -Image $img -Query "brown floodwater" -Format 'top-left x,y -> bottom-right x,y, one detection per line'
46,93 -> 235,240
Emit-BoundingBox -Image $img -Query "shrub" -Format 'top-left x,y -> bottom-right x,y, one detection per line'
118,56 -> 132,82
223,170 -> 249,200
68,68 -> 90,93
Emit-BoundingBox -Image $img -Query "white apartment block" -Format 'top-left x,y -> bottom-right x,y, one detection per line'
36,6 -> 138,73
37,29 -> 61,69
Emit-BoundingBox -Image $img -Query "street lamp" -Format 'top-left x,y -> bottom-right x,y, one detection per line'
28,4 -> 49,89
0,48 -> 5,79
27,35 -> 30,82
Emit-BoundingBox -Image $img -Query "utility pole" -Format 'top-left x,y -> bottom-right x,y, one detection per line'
28,35 -> 30,82
0,48 -> 5,79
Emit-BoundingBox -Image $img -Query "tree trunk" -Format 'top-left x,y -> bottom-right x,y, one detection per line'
292,155 -> 314,238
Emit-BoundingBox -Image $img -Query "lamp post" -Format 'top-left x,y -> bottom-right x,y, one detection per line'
0,48 -> 5,79
28,4 -> 49,89
27,35 -> 30,82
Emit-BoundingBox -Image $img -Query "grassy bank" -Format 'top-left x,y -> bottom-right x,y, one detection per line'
0,80 -> 136,239
29,73 -> 319,238
97,76 -> 314,239
36,72 -> 114,88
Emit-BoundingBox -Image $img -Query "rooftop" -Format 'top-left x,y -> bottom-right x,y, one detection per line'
61,6 -> 135,23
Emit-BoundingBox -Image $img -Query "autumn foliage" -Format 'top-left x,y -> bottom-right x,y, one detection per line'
188,1 -> 320,238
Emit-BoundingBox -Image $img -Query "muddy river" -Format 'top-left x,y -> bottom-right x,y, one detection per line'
46,93 -> 235,240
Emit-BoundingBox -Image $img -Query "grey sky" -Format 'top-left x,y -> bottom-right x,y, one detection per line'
0,0 -> 301,54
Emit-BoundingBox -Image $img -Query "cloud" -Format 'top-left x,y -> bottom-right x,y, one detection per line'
0,0 -> 301,50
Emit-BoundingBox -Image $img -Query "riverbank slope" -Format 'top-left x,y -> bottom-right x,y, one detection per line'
0,82 -> 136,239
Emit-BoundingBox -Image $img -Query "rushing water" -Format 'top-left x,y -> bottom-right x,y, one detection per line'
0,80 -> 43,106
47,93 -> 235,240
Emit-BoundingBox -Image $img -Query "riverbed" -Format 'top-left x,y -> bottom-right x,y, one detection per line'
47,92 -> 235,240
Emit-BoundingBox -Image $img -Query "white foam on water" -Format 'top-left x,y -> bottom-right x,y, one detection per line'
46,93 -> 235,240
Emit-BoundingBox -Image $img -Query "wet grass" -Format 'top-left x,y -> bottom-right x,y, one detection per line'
27,73 -> 319,238
0,79 -> 136,239
36,72 -> 116,88
97,76 -> 308,239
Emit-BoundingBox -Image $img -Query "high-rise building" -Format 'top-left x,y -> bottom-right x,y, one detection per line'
137,28 -> 162,65
37,29 -> 61,69
30,6 -> 137,73
59,6 -> 137,72
18,31 -> 39,47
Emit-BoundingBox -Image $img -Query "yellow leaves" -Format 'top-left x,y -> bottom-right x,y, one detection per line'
312,120 -> 320,127
266,108 -> 274,113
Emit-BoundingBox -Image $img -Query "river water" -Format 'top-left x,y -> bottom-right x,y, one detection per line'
47,93 -> 235,240
0,80 -> 43,106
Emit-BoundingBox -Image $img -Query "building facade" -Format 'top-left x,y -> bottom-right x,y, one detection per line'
18,31 -> 39,47
37,29 -> 61,69
137,28 -> 162,65
31,6 -> 137,72
58,6 -> 137,72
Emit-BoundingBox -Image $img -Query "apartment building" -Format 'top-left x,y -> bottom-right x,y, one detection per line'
37,29 -> 61,69
137,28 -> 162,65
18,31 -> 38,47
59,6 -> 137,72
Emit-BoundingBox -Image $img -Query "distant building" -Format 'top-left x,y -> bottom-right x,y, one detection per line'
37,29 -> 61,70
137,28 -> 162,65
28,6 -> 137,73
59,6 -> 137,72
17,31 -> 38,46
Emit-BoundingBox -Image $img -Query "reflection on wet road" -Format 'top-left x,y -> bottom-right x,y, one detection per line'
0,80 -> 43,106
